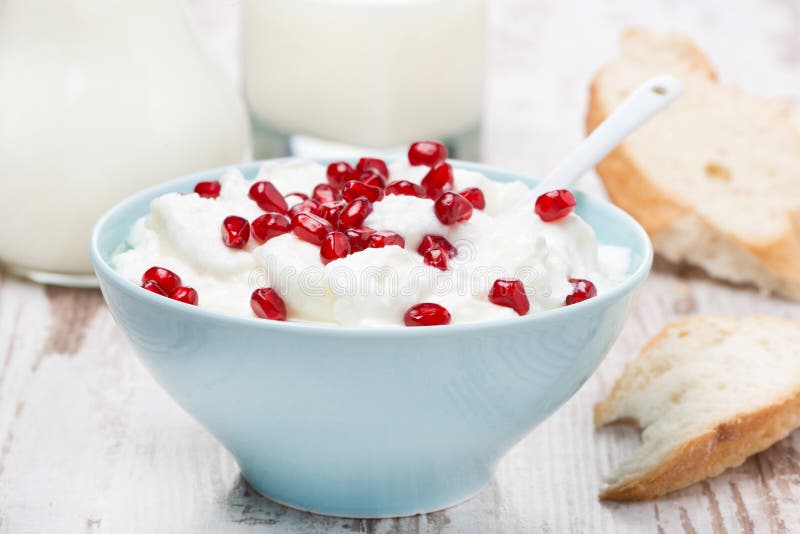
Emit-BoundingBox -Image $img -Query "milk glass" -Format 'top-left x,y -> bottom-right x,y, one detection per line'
244,0 -> 486,160
0,0 -> 251,286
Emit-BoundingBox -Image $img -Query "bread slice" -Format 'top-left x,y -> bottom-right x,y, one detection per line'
587,29 -> 800,300
595,315 -> 800,500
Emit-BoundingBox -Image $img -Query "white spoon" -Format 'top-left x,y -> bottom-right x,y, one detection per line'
525,75 -> 683,203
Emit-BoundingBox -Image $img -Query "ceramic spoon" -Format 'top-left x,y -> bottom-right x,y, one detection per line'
525,75 -> 683,202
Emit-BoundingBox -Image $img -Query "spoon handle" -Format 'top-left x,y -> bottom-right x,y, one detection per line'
532,75 -> 683,195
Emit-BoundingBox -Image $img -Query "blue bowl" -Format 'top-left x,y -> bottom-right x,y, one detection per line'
90,159 -> 652,518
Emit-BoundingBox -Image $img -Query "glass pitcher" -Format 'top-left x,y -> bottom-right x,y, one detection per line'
0,0 -> 251,286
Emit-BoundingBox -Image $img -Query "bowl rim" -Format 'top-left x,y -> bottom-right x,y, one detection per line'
90,158 -> 653,338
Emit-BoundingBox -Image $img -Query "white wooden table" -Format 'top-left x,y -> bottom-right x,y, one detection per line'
2,1 -> 799,532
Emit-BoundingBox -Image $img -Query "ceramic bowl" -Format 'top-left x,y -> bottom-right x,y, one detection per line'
90,159 -> 652,518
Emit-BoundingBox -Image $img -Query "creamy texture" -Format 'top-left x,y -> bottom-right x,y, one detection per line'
113,161 -> 631,326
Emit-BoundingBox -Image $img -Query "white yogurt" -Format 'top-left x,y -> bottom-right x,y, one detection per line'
112,161 -> 631,326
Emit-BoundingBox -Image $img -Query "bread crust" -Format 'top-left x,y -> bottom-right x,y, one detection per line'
596,315 -> 800,501
586,30 -> 800,300
598,388 -> 800,501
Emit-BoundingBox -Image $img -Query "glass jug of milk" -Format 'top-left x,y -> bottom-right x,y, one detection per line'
244,0 -> 486,160
0,0 -> 251,286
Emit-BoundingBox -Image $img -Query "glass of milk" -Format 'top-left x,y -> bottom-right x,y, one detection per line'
244,0 -> 487,160
0,0 -> 251,286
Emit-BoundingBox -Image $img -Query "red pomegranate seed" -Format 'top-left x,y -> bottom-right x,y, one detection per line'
356,157 -> 389,178
142,266 -> 182,293
320,231 -> 351,264
566,278 -> 597,305
288,198 -> 321,218
460,187 -> 486,210
251,288 -> 287,321
318,200 -> 346,224
404,303 -> 451,326
327,161 -> 357,190
249,181 -> 288,214
142,280 -> 167,295
168,286 -> 199,306
312,183 -> 339,203
368,231 -> 405,249
360,171 -> 387,189
408,140 -> 448,167
423,248 -> 448,271
385,180 -> 426,198
285,191 -> 309,202
337,198 -> 373,230
488,279 -> 530,315
251,212 -> 291,244
221,215 -> 251,248
417,234 -> 457,258
434,192 -> 473,225
535,189 -> 576,222
341,180 -> 384,203
194,180 -> 221,199
421,162 -> 454,198
291,212 -> 333,246
345,227 -> 376,252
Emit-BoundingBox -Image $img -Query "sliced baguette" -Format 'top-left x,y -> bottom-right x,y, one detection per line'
595,315 -> 800,500
587,29 -> 800,300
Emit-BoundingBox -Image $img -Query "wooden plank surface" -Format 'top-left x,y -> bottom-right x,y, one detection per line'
2,0 -> 800,532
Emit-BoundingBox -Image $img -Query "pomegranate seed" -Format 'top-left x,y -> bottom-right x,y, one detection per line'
421,162 -> 454,198
327,161 -> 357,189
169,286 -> 199,306
221,215 -> 250,248
408,140 -> 448,167
251,212 -> 291,244
318,200 -> 346,224
385,180 -> 426,198
288,198 -> 321,218
194,180 -> 221,198
285,191 -> 309,202
251,288 -> 287,321
460,187 -> 486,210
566,278 -> 597,305
417,234 -> 457,258
535,189 -> 576,222
368,231 -> 405,249
312,183 -> 339,203
338,198 -> 373,229
341,180 -> 384,203
345,227 -> 375,252
142,280 -> 167,295
488,279 -> 530,315
434,192 -> 473,225
291,212 -> 333,246
423,248 -> 448,271
320,231 -> 351,264
404,303 -> 451,326
249,181 -> 288,214
356,157 -> 389,178
142,266 -> 182,293
360,171 -> 387,189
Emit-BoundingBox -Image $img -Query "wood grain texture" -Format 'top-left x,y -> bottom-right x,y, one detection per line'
1,0 -> 799,532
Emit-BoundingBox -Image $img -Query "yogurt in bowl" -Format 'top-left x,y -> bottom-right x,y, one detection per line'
90,145 -> 652,518
111,143 -> 631,327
